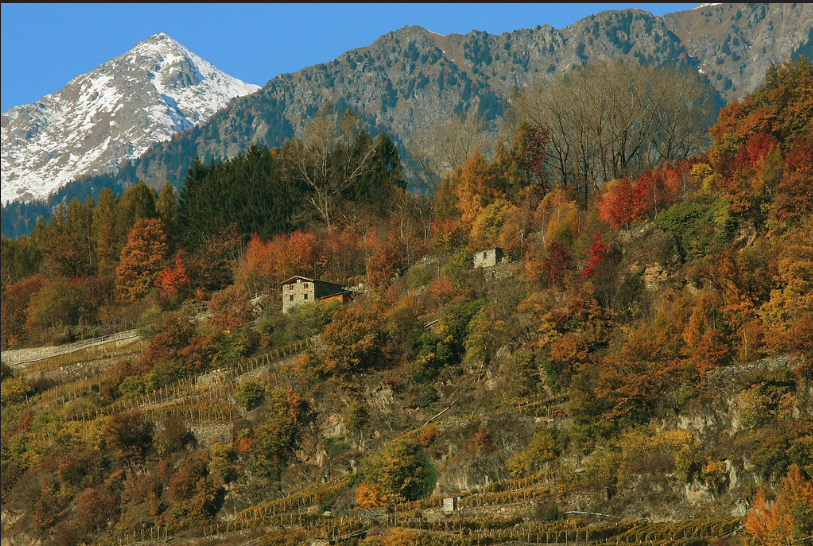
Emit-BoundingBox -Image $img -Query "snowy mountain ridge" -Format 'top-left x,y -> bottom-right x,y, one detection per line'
1,33 -> 260,205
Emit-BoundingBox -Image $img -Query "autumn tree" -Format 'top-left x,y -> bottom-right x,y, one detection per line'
207,284 -> 256,333
24,276 -> 108,333
768,130 -> 813,230
253,388 -> 306,479
114,181 -> 158,254
365,230 -> 407,288
405,108 -> 491,194
469,198 -> 515,252
103,411 -> 154,460
505,428 -> 559,477
454,148 -> 509,228
154,252 -> 192,303
512,123 -> 551,193
321,305 -> 383,376
234,381 -> 265,411
541,242 -> 575,288
744,464 -> 813,545
359,438 -> 436,502
1,274 -> 45,348
710,57 -> 812,162
234,231 -> 315,295
511,60 -> 716,204
581,232 -> 609,278
185,224 -> 243,294
115,218 -> 170,303
598,178 -> 648,229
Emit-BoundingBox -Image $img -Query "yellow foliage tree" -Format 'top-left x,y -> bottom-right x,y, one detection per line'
455,148 -> 508,227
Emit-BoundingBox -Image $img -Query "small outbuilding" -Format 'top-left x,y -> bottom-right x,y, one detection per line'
443,496 -> 461,513
473,247 -> 504,268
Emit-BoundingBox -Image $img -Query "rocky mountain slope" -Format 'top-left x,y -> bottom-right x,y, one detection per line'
118,3 -> 812,188
0,33 -> 259,205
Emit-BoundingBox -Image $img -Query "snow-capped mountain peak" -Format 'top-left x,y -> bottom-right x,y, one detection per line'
1,33 -> 260,205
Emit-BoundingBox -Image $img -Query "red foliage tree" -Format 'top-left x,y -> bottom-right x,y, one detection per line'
597,178 -> 647,229
541,242 -> 575,288
581,232 -> 608,278
154,252 -> 192,302
770,131 -> 813,226
366,232 -> 407,288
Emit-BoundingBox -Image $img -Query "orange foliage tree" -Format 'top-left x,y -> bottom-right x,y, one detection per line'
207,284 -> 256,333
115,218 -> 170,303
322,305 -> 382,376
154,252 -> 192,302
355,483 -> 388,508
1,274 -> 45,348
365,230 -> 407,288
744,464 -> 813,545
234,231 -> 315,294
597,178 -> 648,229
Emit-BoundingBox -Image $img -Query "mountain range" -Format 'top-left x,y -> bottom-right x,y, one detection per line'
2,2 -> 812,238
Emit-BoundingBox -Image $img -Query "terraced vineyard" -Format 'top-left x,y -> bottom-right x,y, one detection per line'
3,327 -> 756,546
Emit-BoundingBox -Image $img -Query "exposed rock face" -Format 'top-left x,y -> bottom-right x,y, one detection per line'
1,33 -> 259,205
664,3 -> 813,103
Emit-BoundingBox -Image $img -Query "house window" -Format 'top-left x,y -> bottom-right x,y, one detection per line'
304,283 -> 308,289
304,294 -> 309,300
289,295 -> 294,301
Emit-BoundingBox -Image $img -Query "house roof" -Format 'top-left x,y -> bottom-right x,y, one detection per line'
317,290 -> 353,301
278,275 -> 345,287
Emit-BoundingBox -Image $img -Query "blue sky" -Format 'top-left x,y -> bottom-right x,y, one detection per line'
1,3 -> 699,113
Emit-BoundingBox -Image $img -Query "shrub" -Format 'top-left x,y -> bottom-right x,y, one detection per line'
361,438 -> 437,502
505,428 -> 559,477
234,380 -> 266,411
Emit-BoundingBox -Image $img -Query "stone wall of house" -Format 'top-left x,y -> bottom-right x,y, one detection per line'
281,279 -> 317,312
473,248 -> 504,268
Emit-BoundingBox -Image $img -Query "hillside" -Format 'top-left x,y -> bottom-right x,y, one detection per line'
2,58 -> 812,545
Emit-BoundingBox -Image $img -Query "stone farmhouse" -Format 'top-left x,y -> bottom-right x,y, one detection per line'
279,276 -> 352,313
